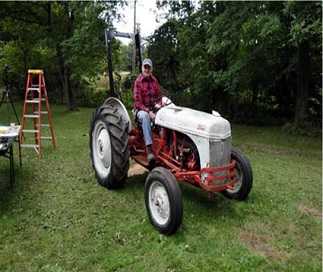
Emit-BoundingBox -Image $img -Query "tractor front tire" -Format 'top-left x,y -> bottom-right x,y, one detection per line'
145,167 -> 183,235
90,104 -> 129,189
222,148 -> 253,200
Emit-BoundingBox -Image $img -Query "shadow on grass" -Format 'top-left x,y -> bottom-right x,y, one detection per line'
179,183 -> 243,219
124,173 -> 147,189
0,162 -> 33,213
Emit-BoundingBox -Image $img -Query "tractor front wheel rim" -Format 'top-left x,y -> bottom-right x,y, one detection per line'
149,181 -> 170,226
93,121 -> 112,178
227,162 -> 243,194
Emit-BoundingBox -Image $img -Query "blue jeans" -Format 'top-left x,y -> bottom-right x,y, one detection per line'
137,110 -> 152,146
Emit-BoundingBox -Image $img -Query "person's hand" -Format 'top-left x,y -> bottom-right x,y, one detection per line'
153,103 -> 161,112
149,111 -> 156,121
154,103 -> 162,110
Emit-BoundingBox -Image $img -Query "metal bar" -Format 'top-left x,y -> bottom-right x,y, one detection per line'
20,144 -> 39,148
106,30 -> 134,41
6,89 -> 20,124
26,99 -> 40,103
20,72 -> 31,144
135,32 -> 142,72
22,129 -> 39,133
114,31 -> 133,39
106,37 -> 115,97
132,0 -> 137,73
24,114 -> 40,118
27,87 -> 40,91
157,153 -> 181,172
9,145 -> 14,187
18,136 -> 22,167
41,72 -> 56,149
37,73 -> 42,157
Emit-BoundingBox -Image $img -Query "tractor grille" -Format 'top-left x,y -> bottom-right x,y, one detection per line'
209,138 -> 231,167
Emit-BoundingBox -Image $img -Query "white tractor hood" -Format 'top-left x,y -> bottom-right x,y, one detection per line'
155,105 -> 231,141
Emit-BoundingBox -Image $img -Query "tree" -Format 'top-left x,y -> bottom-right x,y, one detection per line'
148,1 -> 322,127
0,1 -> 123,109
284,2 -> 322,126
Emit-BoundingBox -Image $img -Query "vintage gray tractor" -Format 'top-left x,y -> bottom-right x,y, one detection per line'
90,97 -> 253,235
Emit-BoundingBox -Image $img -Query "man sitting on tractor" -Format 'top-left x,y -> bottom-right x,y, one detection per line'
133,58 -> 161,164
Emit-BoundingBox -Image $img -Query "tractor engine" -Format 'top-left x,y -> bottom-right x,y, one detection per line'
155,103 -> 232,169
169,132 -> 200,171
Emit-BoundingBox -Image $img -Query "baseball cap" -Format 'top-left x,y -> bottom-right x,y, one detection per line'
142,58 -> 153,68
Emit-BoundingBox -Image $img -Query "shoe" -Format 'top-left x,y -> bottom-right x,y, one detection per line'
147,153 -> 155,164
146,145 -> 155,165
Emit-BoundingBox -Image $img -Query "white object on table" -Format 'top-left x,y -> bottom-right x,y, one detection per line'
0,125 -> 21,151
0,125 -> 21,139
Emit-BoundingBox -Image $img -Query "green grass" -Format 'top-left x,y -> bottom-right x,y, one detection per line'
0,104 -> 321,272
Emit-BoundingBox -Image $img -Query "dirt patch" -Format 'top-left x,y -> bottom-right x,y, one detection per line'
240,231 -> 289,261
128,163 -> 148,177
298,203 -> 322,219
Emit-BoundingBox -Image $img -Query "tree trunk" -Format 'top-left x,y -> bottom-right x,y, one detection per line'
294,41 -> 310,127
250,78 -> 258,119
21,46 -> 28,75
62,2 -> 77,110
56,44 -> 65,104
47,3 -> 51,32
64,63 -> 77,110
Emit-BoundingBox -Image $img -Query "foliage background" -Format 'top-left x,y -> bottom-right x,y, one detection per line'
0,1 -> 321,130
148,1 -> 322,129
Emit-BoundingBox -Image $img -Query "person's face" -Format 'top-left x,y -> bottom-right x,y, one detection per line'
143,64 -> 152,76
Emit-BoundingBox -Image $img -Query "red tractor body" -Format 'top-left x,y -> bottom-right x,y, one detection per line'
129,126 -> 237,193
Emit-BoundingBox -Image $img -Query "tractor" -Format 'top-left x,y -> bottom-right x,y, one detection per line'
89,30 -> 253,235
90,96 -> 253,235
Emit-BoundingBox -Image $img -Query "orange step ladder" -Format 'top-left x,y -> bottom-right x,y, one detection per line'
20,69 -> 56,157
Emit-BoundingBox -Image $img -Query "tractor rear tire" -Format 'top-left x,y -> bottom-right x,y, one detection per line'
145,167 -> 183,235
90,104 -> 129,189
222,148 -> 253,200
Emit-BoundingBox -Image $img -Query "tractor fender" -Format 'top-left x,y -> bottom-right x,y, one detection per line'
102,97 -> 132,133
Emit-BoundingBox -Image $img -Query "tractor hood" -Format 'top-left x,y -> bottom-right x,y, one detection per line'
155,105 -> 231,140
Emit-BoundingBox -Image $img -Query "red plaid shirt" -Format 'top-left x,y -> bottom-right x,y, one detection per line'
133,74 -> 161,112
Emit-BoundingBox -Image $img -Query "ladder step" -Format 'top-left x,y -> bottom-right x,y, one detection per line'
41,124 -> 50,127
21,144 -> 39,148
22,129 -> 39,133
26,99 -> 40,104
25,98 -> 46,103
41,136 -> 52,140
34,111 -> 48,115
24,114 -> 40,118
27,87 -> 40,91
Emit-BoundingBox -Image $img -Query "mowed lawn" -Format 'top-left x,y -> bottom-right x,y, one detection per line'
0,104 -> 321,272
